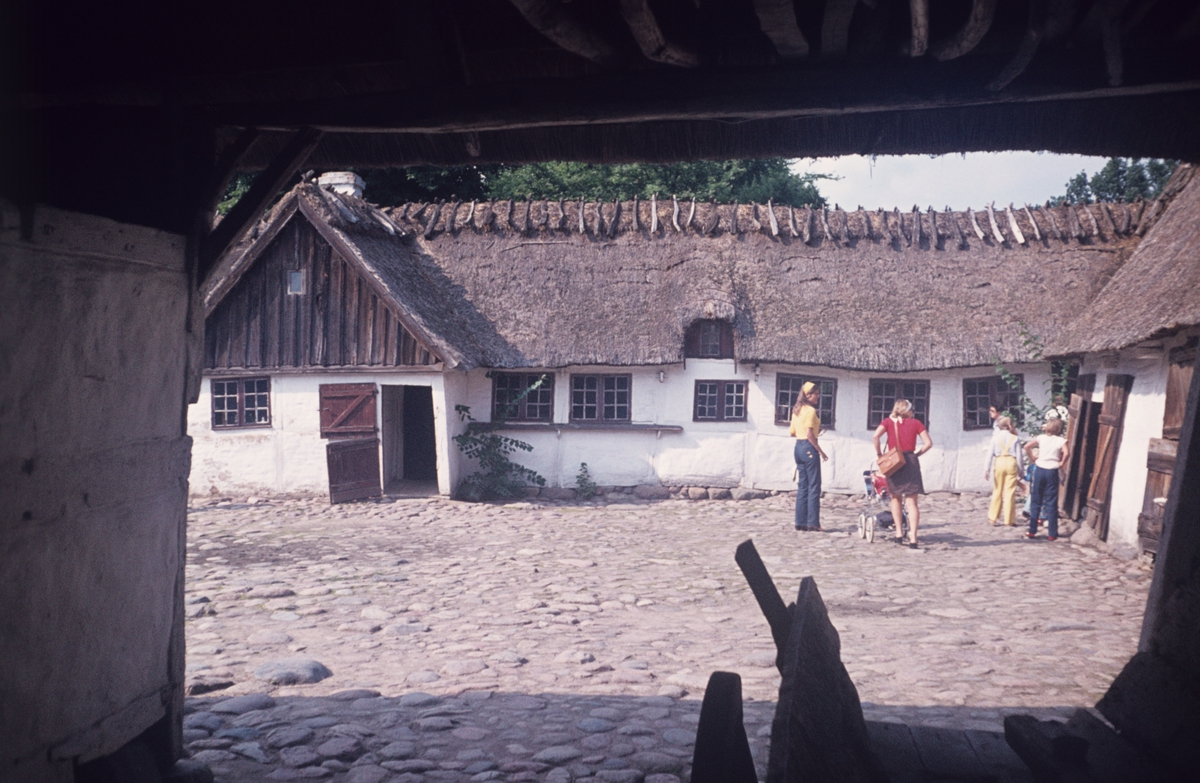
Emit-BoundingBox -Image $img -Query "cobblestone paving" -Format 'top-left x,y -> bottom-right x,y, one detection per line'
183,491 -> 1152,782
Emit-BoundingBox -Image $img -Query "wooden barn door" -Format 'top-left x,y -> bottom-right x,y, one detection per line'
1137,342 -> 1195,553
1061,374 -> 1098,520
1082,374 -> 1134,540
326,438 -> 383,504
320,383 -> 380,503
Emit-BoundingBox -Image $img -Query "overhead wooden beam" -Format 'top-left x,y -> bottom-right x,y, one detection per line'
752,0 -> 809,59
910,0 -> 930,57
619,0 -> 699,67
931,0 -> 997,61
821,0 -> 857,56
198,127 -> 323,286
507,0 -> 617,66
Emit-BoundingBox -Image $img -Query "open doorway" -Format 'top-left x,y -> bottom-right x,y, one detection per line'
381,385 -> 439,496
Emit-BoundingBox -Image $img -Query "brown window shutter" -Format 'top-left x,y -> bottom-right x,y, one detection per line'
319,383 -> 378,438
719,321 -> 734,359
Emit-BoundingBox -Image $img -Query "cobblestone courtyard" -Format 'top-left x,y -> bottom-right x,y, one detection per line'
182,491 -> 1152,782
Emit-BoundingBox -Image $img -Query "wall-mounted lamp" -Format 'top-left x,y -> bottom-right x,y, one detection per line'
753,364 -> 761,381
658,370 -> 665,383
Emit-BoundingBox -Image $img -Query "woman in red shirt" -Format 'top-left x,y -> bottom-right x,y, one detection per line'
872,399 -> 933,548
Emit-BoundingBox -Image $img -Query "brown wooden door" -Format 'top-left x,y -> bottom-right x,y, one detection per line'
1163,343 -> 1196,440
1083,374 -> 1134,540
326,437 -> 382,503
1137,438 -> 1176,554
1060,393 -> 1085,518
319,383 -> 378,438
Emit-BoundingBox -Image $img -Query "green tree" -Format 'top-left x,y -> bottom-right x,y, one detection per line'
359,165 -> 502,204
1051,157 -> 1178,205
484,159 -> 828,205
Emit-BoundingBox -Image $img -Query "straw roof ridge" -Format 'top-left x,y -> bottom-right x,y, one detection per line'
1049,164 -> 1200,356
381,196 -> 1144,250
205,182 -> 1144,372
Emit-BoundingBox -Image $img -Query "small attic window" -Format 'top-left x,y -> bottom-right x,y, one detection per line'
287,270 -> 306,295
684,320 -> 733,359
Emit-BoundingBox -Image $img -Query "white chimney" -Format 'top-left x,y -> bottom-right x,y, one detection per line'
317,171 -> 365,199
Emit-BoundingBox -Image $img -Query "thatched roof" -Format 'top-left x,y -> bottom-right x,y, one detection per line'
1050,165 -> 1200,356
207,182 -> 1145,373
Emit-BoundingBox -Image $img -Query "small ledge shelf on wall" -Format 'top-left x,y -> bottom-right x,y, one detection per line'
467,422 -> 684,438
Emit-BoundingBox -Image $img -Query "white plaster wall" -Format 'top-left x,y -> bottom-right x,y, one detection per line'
1,204 -> 189,778
1078,354 -> 1168,547
459,361 -> 1052,495
188,371 -> 451,497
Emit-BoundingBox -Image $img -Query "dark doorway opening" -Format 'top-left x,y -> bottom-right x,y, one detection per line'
382,385 -> 438,495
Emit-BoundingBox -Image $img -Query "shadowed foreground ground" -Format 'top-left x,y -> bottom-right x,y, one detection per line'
182,491 -> 1150,781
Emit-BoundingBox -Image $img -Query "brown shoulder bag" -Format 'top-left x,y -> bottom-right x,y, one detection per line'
877,417 -> 906,477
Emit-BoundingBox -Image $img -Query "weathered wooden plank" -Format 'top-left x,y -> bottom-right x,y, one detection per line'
278,228 -> 297,367
766,577 -> 886,783
345,272 -> 360,366
909,725 -> 983,780
311,238 -> 329,366
734,539 -> 790,663
864,721 -> 922,773
1096,653 -> 1200,776
263,238 -> 283,367
690,671 -> 756,783
964,728 -> 1033,780
328,255 -> 344,366
372,293 -> 386,365
245,259 -> 263,367
212,298 -> 231,369
297,225 -> 314,367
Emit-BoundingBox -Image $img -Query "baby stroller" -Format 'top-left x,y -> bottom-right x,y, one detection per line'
857,469 -> 909,543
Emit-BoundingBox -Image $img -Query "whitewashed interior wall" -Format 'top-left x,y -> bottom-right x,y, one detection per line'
461,361 -> 1052,495
1,204 -> 189,780
188,371 -> 451,497
1077,354 -> 1168,547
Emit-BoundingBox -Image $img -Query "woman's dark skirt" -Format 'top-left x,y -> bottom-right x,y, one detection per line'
886,451 -> 924,497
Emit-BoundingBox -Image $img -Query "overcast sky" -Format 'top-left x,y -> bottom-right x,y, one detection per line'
792,152 -> 1110,212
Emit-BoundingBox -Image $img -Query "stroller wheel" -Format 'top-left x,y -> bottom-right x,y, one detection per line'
857,513 -> 867,539
865,514 -> 875,543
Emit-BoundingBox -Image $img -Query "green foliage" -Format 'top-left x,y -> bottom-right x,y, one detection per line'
485,159 -> 828,205
452,405 -> 546,501
359,165 -> 502,204
993,324 -> 1074,436
217,173 -> 256,215
575,462 -> 597,500
1051,158 -> 1178,205
452,373 -> 551,501
351,159 -> 828,207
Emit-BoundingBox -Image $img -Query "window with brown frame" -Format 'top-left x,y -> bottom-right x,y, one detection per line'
492,372 -> 554,422
694,380 -> 747,422
775,374 -> 837,429
684,320 -> 734,359
868,379 -> 929,428
570,374 -> 631,422
963,374 -> 1024,430
211,377 -> 271,429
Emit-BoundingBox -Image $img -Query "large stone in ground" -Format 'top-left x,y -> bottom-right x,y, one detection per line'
254,658 -> 332,685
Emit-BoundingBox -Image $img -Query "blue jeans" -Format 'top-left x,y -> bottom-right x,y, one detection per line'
1029,466 -> 1060,537
794,440 -> 822,530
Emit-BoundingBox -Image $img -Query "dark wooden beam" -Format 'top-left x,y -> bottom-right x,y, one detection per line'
932,0 -> 996,61
734,539 -> 791,661
691,672 -> 757,783
752,0 -> 809,59
619,0 -> 698,67
198,127 -> 322,286
506,0 -> 617,66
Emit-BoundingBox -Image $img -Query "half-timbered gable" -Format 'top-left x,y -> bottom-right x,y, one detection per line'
205,213 -> 438,371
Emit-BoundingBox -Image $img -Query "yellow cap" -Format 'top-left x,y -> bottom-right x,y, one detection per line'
802,381 -> 817,394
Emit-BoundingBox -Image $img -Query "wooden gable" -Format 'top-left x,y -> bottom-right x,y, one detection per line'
204,215 -> 438,371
